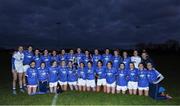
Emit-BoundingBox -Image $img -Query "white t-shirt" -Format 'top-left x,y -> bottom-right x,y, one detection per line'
13,51 -> 24,65
131,56 -> 141,68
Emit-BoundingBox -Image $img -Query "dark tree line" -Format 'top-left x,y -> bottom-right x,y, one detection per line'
135,39 -> 180,55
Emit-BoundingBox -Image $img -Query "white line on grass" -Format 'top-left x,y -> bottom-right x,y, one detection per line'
51,94 -> 59,106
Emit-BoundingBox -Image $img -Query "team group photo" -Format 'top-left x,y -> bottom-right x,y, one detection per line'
12,46 -> 171,98
0,0 -> 180,105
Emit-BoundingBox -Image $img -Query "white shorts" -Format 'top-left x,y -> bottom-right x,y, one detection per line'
15,63 -> 24,73
27,85 -> 37,88
128,81 -> 138,90
138,87 -> 149,91
49,82 -> 58,87
106,82 -> 116,88
86,80 -> 96,87
78,78 -> 86,86
68,81 -> 77,86
97,79 -> 106,86
58,81 -> 67,85
116,85 -> 127,91
23,65 -> 30,72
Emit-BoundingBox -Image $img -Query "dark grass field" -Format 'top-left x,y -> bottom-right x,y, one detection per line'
0,50 -> 180,105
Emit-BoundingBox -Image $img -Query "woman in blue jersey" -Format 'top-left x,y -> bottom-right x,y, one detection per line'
92,49 -> 102,67
51,50 -> 59,62
33,49 -> 41,69
48,61 -> 59,93
67,61 -> 78,91
23,46 -> 34,71
146,62 -> 172,99
116,63 -> 128,94
106,61 -> 117,94
23,46 -> 34,88
137,63 -> 149,96
59,49 -> 67,62
86,61 -> 96,91
83,50 -> 91,66
75,48 -> 85,66
41,49 -> 51,67
26,61 -> 38,95
37,62 -> 48,93
122,51 -> 131,70
58,60 -> 68,91
67,49 -> 76,63
127,62 -> 138,95
96,60 -> 106,92
102,49 -> 112,66
77,62 -> 86,91
147,62 -> 164,84
112,49 -> 122,69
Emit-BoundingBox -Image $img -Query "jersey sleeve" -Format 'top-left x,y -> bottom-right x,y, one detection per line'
155,70 -> 161,77
26,68 -> 30,77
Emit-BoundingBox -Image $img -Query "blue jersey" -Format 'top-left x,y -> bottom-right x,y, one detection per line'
122,57 -> 131,70
67,54 -> 76,62
147,69 -> 161,83
112,56 -> 122,69
116,69 -> 128,86
76,53 -> 85,65
58,66 -> 68,82
102,54 -> 112,66
51,55 -> 59,62
138,69 -> 149,87
67,67 -> 78,82
33,55 -> 41,68
86,67 -> 95,80
23,50 -> 34,65
41,55 -> 51,67
106,68 -> 117,84
48,66 -> 58,83
83,55 -> 91,66
26,67 -> 38,85
37,67 -> 48,81
95,66 -> 106,79
92,54 -> 102,66
127,68 -> 138,82
59,54 -> 67,62
77,67 -> 87,80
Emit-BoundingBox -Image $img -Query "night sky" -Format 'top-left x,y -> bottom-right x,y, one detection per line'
0,0 -> 180,49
